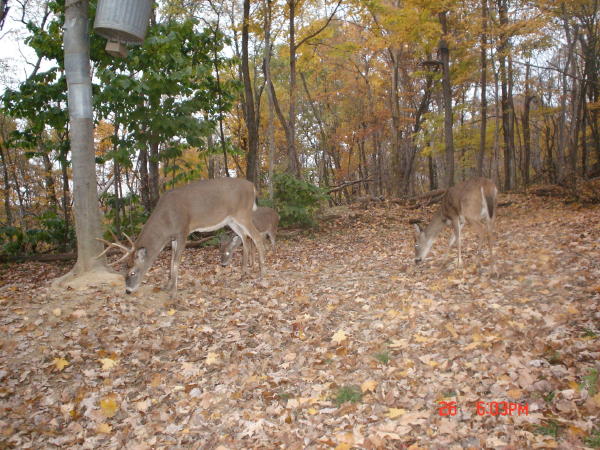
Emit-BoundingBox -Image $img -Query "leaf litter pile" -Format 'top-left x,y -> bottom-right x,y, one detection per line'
1,194 -> 599,449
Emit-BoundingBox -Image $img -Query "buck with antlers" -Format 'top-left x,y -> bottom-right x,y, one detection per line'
220,206 -> 279,267
412,177 -> 498,271
98,178 -> 266,297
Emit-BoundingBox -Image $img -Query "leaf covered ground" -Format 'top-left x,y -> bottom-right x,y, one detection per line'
1,194 -> 599,449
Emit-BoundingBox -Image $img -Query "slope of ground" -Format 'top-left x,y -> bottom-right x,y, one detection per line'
1,194 -> 599,449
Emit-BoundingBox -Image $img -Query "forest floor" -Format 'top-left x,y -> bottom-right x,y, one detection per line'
1,193 -> 599,449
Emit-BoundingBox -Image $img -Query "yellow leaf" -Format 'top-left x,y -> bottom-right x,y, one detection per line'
414,335 -> 432,343
508,389 -> 522,400
205,352 -> 219,365
53,357 -> 69,371
387,408 -> 406,419
331,329 -> 347,344
445,323 -> 458,338
566,305 -> 578,315
592,392 -> 600,407
167,309 -> 176,316
52,308 -> 62,317
464,342 -> 480,350
361,380 -> 377,393
390,339 -> 407,348
100,396 -> 119,418
96,423 -> 112,434
569,381 -> 580,391
307,407 -> 318,415
335,444 -> 351,450
99,358 -> 117,370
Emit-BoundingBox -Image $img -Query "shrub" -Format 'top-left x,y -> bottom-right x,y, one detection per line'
271,173 -> 327,228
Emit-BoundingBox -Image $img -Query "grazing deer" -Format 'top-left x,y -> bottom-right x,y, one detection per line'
220,206 -> 279,266
413,177 -> 498,270
98,178 -> 265,297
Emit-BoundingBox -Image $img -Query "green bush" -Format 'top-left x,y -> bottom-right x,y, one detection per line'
0,211 -> 74,256
271,173 -> 327,228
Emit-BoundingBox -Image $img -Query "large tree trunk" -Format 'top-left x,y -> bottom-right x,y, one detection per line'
497,0 -> 513,190
56,0 -> 117,287
286,0 -> 301,177
477,0 -> 488,177
522,62 -> 533,187
263,0 -> 276,199
439,11 -> 455,188
389,47 -> 403,197
242,0 -> 259,183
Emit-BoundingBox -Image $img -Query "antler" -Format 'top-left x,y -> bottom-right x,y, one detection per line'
96,231 -> 135,266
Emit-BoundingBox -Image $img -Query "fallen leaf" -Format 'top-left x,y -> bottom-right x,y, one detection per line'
53,358 -> 69,371
96,423 -> 112,434
361,380 -> 377,393
205,352 -> 219,365
332,329 -> 347,344
99,358 -> 117,370
387,408 -> 406,419
100,395 -> 119,418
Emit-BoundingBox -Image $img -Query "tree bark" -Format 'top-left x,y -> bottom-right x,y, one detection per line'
148,140 -> 160,208
522,61 -> 533,187
242,0 -> 260,183
497,0 -> 513,190
439,11 -> 455,188
477,0 -> 488,177
263,0 -> 276,199
58,0 -> 107,279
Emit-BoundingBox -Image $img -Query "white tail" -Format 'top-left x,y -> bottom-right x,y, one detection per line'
98,178 -> 265,297
413,177 -> 497,271
220,206 -> 279,266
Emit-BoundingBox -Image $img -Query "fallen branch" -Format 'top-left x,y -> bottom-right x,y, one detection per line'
327,179 -> 373,193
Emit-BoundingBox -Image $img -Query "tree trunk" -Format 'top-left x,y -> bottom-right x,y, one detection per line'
522,62 -> 533,187
477,0 -> 488,177
439,11 -> 455,188
148,140 -> 160,208
286,0 -> 301,177
0,144 -> 12,226
138,146 -> 151,212
389,47 -> 403,196
57,0 -> 111,284
242,0 -> 259,183
497,0 -> 513,190
41,151 -> 59,211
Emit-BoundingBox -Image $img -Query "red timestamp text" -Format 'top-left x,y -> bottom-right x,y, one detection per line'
438,401 -> 529,417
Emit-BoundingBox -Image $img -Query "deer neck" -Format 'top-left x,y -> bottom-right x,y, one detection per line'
424,211 -> 446,242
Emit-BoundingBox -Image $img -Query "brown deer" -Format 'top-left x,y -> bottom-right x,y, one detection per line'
220,206 -> 279,266
413,177 -> 498,270
98,178 -> 265,297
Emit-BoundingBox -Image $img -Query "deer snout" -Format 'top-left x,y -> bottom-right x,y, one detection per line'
414,258 -> 422,265
125,288 -> 133,295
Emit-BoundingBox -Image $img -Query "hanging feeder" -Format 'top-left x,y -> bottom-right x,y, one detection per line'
93,0 -> 152,58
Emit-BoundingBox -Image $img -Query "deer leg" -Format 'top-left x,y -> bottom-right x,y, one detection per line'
452,217 -> 462,268
268,231 -> 276,251
235,219 -> 265,278
166,235 -> 185,295
487,220 -> 497,276
229,223 -> 250,275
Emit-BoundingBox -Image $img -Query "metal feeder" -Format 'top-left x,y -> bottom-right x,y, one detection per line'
94,0 -> 152,57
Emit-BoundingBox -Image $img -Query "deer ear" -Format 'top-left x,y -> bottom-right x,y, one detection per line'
135,247 -> 146,262
232,235 -> 242,245
413,223 -> 422,234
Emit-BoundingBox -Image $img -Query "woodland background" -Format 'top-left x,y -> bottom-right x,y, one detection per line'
0,0 -> 599,258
